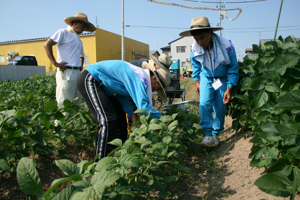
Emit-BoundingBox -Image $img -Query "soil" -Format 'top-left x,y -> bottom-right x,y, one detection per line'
0,77 -> 299,200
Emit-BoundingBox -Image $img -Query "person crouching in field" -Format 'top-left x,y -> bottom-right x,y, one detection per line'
77,60 -> 171,161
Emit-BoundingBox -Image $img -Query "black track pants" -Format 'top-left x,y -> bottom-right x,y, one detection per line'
77,70 -> 128,161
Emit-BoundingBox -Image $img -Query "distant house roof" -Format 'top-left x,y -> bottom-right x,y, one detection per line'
0,32 -> 95,45
160,45 -> 170,50
168,37 -> 183,44
150,50 -> 160,56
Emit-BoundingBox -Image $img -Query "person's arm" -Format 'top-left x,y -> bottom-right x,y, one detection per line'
80,57 -> 84,71
191,52 -> 201,95
223,88 -> 232,104
43,39 -> 68,71
223,44 -> 239,104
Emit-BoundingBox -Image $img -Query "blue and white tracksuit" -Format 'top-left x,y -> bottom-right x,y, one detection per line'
77,60 -> 161,161
191,35 -> 239,136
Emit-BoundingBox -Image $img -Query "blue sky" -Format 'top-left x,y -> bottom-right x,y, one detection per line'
1,0 -> 299,61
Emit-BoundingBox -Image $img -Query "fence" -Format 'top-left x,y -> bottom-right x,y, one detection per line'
0,65 -> 46,81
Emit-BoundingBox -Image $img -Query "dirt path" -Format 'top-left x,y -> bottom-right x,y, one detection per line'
170,77 -> 300,200
168,116 -> 299,200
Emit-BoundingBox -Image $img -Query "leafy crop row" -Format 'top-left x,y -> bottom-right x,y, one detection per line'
0,74 -> 96,174
16,107 -> 202,199
227,36 -> 300,199
0,74 -> 203,199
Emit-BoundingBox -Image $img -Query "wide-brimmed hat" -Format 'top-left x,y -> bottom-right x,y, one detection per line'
64,13 -> 96,32
179,16 -> 223,37
152,68 -> 171,103
149,53 -> 172,73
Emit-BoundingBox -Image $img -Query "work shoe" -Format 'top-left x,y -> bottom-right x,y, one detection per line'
200,136 -> 220,148
200,136 -> 215,147
212,135 -> 220,146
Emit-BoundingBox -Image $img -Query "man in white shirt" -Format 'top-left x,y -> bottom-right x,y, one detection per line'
44,13 -> 96,106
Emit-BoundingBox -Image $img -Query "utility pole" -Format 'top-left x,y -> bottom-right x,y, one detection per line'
218,0 -> 222,36
122,0 -> 125,61
274,0 -> 284,40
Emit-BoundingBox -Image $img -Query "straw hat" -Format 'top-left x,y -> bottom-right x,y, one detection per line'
151,68 -> 171,103
64,13 -> 96,32
149,53 -> 172,72
179,16 -> 223,37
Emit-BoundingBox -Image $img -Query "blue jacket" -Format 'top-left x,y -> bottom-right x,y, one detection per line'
191,36 -> 239,88
86,60 -> 162,119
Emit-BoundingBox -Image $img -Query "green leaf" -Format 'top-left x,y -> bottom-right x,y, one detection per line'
148,123 -> 163,131
162,136 -> 172,144
160,115 -> 173,123
254,173 -> 292,197
134,109 -> 147,114
16,109 -> 27,119
0,159 -> 11,172
71,182 -> 105,200
261,122 -> 278,134
250,76 -> 266,90
95,157 -> 117,171
192,123 -> 202,130
53,185 -> 75,200
277,90 -> 300,110
17,158 -> 43,196
287,146 -> 300,159
77,160 -> 94,174
108,138 -> 123,147
44,101 -> 58,114
168,120 -> 178,131
55,159 -> 78,176
166,176 -> 178,183
171,113 -> 179,120
178,165 -> 190,173
91,170 -> 121,187
268,56 -> 286,76
254,90 -> 268,108
265,158 -> 292,175
154,180 -> 167,191
240,77 -> 253,91
265,81 -> 280,93
292,168 -> 300,197
119,154 -> 142,169
153,142 -> 165,149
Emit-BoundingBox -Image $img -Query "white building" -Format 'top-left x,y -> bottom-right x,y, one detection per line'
169,37 -> 195,68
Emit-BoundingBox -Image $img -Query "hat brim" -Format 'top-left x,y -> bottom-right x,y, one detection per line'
179,27 -> 223,37
143,63 -> 169,103
149,53 -> 172,77
64,17 -> 96,32
156,89 -> 168,103
149,69 -> 168,103
142,62 -> 155,71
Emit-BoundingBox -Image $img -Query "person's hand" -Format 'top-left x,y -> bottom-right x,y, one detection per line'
195,81 -> 200,95
54,62 -> 68,72
223,88 -> 232,104
131,113 -> 139,126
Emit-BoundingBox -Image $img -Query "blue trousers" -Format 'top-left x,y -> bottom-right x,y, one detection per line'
199,75 -> 227,136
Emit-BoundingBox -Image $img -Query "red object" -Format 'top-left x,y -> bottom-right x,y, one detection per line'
182,74 -> 184,79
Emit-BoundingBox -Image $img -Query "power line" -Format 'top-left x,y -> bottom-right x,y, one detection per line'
183,0 -> 266,3
126,24 -> 300,31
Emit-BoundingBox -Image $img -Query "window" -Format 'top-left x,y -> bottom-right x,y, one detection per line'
176,46 -> 185,53
83,55 -> 89,66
